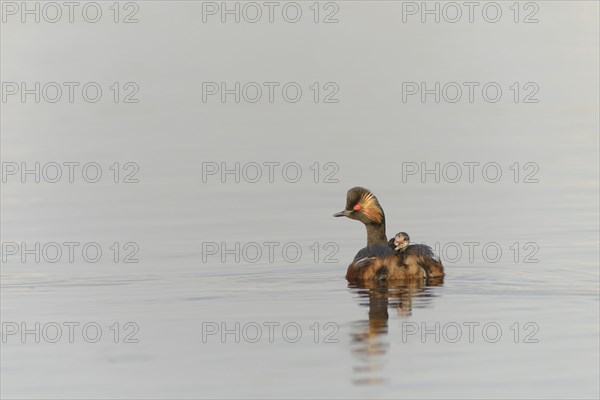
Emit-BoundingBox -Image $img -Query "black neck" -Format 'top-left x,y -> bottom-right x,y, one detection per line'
366,222 -> 387,246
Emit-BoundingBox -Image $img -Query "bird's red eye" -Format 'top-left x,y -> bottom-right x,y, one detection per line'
353,204 -> 362,211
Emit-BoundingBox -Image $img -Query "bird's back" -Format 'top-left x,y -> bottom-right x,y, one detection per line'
353,244 -> 396,261
401,244 -> 445,278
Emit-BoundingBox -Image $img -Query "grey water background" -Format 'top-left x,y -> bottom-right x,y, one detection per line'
1,1 -> 599,398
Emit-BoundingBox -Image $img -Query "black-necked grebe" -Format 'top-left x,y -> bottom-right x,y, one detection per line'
334,187 -> 444,282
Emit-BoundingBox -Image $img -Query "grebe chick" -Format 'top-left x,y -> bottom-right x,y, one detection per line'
389,232 -> 410,252
334,187 -> 444,282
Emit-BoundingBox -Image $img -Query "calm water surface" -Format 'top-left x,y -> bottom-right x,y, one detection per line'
1,1 -> 599,399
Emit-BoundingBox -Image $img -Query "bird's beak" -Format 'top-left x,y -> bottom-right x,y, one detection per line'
333,210 -> 349,217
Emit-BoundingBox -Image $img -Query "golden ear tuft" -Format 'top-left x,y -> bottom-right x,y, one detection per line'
358,191 -> 383,224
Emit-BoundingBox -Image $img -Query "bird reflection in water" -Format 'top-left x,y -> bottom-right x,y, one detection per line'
349,277 -> 444,386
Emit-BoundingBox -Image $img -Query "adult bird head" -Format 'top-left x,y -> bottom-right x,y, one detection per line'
333,187 -> 385,226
